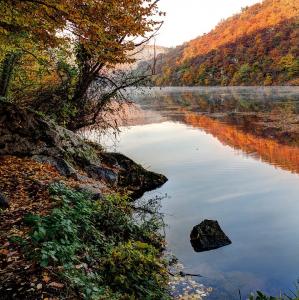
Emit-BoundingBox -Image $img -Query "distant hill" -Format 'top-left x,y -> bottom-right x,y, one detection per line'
118,45 -> 169,71
151,0 -> 299,86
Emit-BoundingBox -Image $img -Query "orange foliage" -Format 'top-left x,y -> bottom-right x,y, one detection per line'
153,0 -> 299,86
181,0 -> 299,61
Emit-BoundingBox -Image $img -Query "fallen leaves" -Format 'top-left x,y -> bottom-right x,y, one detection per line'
0,156 -> 71,299
0,249 -> 9,256
0,155 -> 110,299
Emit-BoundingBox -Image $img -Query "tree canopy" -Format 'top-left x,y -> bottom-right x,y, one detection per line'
0,0 -> 163,129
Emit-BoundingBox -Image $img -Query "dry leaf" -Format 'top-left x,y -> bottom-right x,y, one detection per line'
42,274 -> 51,283
48,282 -> 64,289
0,249 -> 9,255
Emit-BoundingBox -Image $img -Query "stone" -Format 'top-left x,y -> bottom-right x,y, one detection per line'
32,155 -> 77,177
104,153 -> 168,199
0,100 -> 168,199
190,220 -> 231,252
0,100 -> 101,166
85,165 -> 118,185
0,192 -> 9,209
76,183 -> 104,200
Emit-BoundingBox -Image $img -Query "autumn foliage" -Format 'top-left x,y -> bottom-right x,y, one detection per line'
0,0 -> 163,129
152,0 -> 299,86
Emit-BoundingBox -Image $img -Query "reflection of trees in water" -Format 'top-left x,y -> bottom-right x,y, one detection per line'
132,88 -> 299,114
184,114 -> 299,174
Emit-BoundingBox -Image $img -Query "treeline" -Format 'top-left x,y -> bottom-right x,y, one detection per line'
149,0 -> 299,86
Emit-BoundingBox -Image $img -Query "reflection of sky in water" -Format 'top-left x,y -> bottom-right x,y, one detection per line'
99,121 -> 299,299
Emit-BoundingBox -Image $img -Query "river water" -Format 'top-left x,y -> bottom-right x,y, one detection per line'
94,87 -> 299,299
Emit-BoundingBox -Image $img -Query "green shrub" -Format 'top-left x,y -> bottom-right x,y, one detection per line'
22,183 -> 170,300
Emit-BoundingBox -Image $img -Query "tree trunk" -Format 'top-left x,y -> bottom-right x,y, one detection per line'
72,76 -> 93,106
0,53 -> 18,98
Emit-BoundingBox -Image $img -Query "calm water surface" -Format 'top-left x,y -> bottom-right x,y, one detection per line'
98,87 -> 299,299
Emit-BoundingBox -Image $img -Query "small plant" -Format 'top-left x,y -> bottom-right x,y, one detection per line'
21,183 -> 170,299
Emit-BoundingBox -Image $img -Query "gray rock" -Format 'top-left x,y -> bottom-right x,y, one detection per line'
104,153 -> 168,198
190,220 -> 231,252
85,165 -> 118,185
0,101 -> 168,199
0,101 -> 101,166
0,193 -> 9,209
76,182 -> 104,200
32,155 -> 77,177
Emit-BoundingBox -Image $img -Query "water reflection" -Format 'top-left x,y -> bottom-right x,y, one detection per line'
93,87 -> 299,299
183,114 -> 299,175
102,119 -> 299,299
120,99 -> 299,175
130,86 -> 299,114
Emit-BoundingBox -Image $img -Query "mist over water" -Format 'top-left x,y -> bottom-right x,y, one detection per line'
92,87 -> 299,299
129,86 -> 299,112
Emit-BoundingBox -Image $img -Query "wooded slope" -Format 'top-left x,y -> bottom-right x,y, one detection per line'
152,0 -> 299,86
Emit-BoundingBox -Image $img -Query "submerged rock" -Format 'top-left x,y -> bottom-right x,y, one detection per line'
190,220 -> 231,252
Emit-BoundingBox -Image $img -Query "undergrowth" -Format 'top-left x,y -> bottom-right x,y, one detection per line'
20,183 -> 170,299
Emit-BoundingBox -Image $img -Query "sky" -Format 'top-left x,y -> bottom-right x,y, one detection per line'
154,0 -> 262,47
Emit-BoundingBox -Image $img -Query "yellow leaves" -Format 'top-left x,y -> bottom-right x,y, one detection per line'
0,0 -> 163,101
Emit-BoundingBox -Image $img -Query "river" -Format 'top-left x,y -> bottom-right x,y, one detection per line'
91,87 -> 299,299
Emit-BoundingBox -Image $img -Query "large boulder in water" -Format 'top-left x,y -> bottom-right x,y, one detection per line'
190,219 -> 231,252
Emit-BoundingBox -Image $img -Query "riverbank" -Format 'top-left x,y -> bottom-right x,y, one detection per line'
0,101 -> 170,299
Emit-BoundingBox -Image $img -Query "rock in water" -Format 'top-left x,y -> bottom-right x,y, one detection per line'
0,193 -> 9,209
190,220 -> 231,252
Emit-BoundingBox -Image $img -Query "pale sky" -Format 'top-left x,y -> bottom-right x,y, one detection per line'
154,0 -> 262,47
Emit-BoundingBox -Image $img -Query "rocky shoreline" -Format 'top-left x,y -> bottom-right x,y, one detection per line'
0,101 -> 167,204
0,101 -> 169,299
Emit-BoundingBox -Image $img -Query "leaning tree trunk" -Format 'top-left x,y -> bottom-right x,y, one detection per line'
0,52 -> 18,98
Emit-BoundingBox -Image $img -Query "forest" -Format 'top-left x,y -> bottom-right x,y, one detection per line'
149,0 -> 299,86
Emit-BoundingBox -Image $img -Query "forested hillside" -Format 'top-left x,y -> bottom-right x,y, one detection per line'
152,0 -> 299,86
